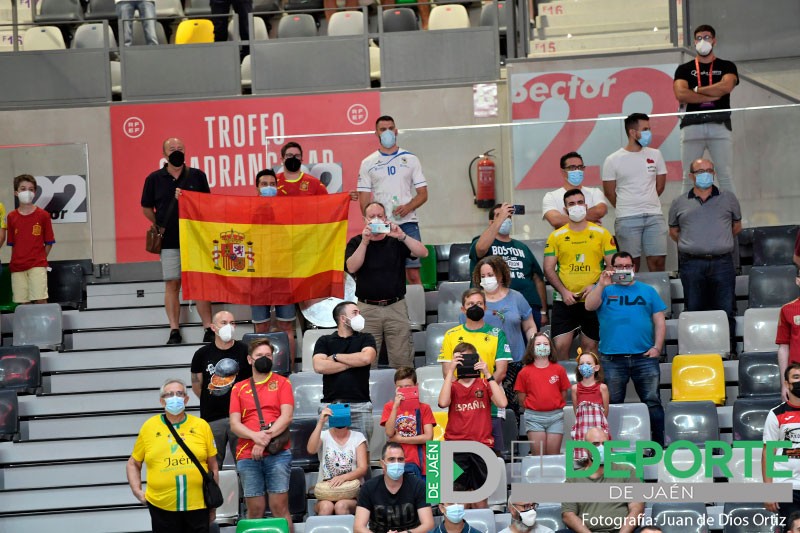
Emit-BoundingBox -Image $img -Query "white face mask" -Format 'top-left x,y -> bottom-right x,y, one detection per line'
17,190 -> 35,204
519,509 -> 537,527
695,39 -> 712,56
348,314 -> 365,332
217,324 -> 234,342
480,276 -> 499,292
567,204 -> 586,222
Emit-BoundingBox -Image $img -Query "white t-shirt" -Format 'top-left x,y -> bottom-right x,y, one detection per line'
357,148 -> 427,224
601,147 -> 666,218
317,429 -> 367,485
541,186 -> 608,221
498,524 -> 554,533
762,405 -> 800,490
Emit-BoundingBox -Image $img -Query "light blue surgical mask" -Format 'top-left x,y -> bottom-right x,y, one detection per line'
444,504 -> 465,523
498,219 -> 512,236
386,462 -> 405,480
566,170 -> 584,187
165,396 -> 185,415
638,130 -> 652,148
260,186 -> 277,197
595,446 -> 604,464
579,363 -> 595,379
695,172 -> 714,189
380,130 -> 396,150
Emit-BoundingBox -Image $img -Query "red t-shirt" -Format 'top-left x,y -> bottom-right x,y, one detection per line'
380,400 -> 436,474
444,379 -> 494,447
777,298 -> 800,365
229,373 -> 294,460
7,207 -> 55,272
575,381 -> 604,406
276,172 -> 328,196
514,363 -> 569,412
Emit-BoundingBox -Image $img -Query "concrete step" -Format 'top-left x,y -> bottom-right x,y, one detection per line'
0,508 -> 152,533
20,411 -> 175,441
529,29 -> 671,56
0,435 -> 136,464
537,9 -> 672,28
42,344 -> 198,373
1,459 -> 132,490
535,0 -> 669,17
68,322 -> 253,351
44,367 -> 192,394
85,281 -> 178,309
17,389 -> 199,418
536,18 -> 670,39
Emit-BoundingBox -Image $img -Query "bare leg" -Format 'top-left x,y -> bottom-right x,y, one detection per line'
165,279 -> 181,329
405,267 -> 421,285
527,431 -> 545,456
552,332 -> 574,361
196,300 -> 213,328
646,255 -> 666,273
545,432 -> 563,455
269,492 -> 294,533
245,495 -> 266,519
276,319 -> 296,370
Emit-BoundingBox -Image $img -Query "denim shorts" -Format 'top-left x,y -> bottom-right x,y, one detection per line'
613,214 -> 667,258
237,449 -> 292,496
523,409 -> 564,434
251,304 -> 296,323
399,222 -> 421,268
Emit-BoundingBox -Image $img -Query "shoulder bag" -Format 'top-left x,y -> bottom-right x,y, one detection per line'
164,416 -> 224,509
145,168 -> 186,254
250,377 -> 291,455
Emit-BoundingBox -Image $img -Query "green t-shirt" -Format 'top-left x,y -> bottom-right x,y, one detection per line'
561,464 -> 638,532
469,237 -> 544,308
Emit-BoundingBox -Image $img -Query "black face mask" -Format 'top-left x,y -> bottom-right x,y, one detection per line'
791,382 -> 800,399
466,305 -> 485,321
284,156 -> 301,173
168,150 -> 185,167
254,356 -> 273,374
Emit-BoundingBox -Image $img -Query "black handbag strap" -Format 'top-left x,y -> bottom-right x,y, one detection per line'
250,378 -> 270,431
163,415 -> 212,480
158,166 -> 188,234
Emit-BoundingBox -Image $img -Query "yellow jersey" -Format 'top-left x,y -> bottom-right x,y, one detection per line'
544,223 -> 616,297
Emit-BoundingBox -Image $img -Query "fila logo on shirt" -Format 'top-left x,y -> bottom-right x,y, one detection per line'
606,295 -> 646,306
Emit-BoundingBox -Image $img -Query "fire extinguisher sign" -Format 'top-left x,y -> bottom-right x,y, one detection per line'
509,64 -> 682,191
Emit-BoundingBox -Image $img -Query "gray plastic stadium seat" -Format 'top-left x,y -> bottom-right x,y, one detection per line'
521,454 -> 566,484
749,265 -> 800,309
448,243 -> 472,281
738,227 -> 755,271
732,396 -> 781,441
737,352 -> 780,397
85,0 -> 116,20
416,365 -> 445,412
305,514 -> 355,533
132,19 -> 168,44
425,321 -> 457,365
520,239 -> 546,272
277,13 -> 316,37
753,225 -> 799,266
728,447 -> 764,483
242,332 -> 291,375
13,304 -> 62,349
462,509 -> 496,533
382,7 -> 417,32
253,0 -> 281,14
183,0 -> 212,15
743,307 -> 780,353
437,281 -> 468,323
607,403 -> 651,450
652,502 -> 708,533
635,272 -> 672,318
288,371 -> 323,418
0,345 -> 41,393
0,389 -> 19,440
677,310 -> 729,356
368,368 -> 395,408
479,1 -> 506,33
72,22 -> 117,48
657,448 -> 705,483
500,408 -> 517,460
301,328 -> 335,372
327,10 -> 363,35
406,284 -> 425,330
289,418 -> 319,467
35,0 -> 83,22
154,0 -> 183,17
664,401 -> 719,446
22,26 -> 66,49
722,503 -> 781,533
534,503 -> 564,532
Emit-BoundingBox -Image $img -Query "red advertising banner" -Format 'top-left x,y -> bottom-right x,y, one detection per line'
510,65 -> 681,190
110,92 -> 381,263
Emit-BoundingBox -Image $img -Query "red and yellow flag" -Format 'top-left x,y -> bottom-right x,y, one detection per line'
179,191 -> 349,305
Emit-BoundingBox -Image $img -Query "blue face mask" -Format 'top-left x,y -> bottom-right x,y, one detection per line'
260,186 -> 277,197
165,396 -> 185,415
566,170 -> 584,187
595,446 -> 604,464
380,130 -> 396,150
638,130 -> 652,148
386,462 -> 405,480
579,363 -> 595,379
695,172 -> 714,189
498,218 -> 512,236
444,504 -> 465,523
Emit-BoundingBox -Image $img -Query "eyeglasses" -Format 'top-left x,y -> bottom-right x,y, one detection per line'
563,165 -> 585,171
161,391 -> 187,398
613,264 -> 634,269
695,35 -> 713,42
692,168 -> 714,174
514,503 -> 538,512
383,457 -> 405,463
284,153 -> 301,159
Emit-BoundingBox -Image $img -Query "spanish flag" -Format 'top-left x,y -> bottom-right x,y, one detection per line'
179,191 -> 349,305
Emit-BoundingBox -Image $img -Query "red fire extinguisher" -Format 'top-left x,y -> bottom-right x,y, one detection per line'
469,149 -> 496,208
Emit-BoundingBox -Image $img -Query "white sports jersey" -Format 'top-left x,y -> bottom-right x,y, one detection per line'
357,148 -> 427,224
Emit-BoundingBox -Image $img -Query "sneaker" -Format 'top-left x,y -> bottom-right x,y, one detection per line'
203,327 -> 214,343
167,329 -> 182,345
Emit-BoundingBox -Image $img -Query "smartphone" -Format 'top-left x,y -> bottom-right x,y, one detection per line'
398,386 -> 419,401
329,403 -> 352,428
368,222 -> 390,234
611,270 -> 633,283
512,204 -> 526,215
457,352 -> 481,379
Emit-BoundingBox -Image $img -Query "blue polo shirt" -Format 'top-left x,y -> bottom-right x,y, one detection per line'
596,282 -> 666,355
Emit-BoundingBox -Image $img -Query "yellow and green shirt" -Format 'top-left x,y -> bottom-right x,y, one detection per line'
544,223 -> 616,298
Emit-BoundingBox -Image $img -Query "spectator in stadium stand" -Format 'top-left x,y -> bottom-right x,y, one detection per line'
668,158 -> 742,353
428,497 -> 484,533
141,137 -> 213,345
354,442 -> 434,533
345,201 -> 428,369
777,270 -> 800,401
116,0 -> 158,47
601,113 -> 668,273
542,152 -> 609,230
498,498 -> 555,533
787,512 -> 800,533
470,202 -> 548,328
275,142 -> 328,196
313,301 -> 377,442
190,310 -> 252,465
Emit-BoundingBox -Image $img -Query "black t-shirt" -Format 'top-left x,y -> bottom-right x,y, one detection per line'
356,474 -> 429,533
140,165 -> 211,249
313,331 -> 376,403
345,236 -> 411,301
190,341 -> 252,422
674,57 -> 739,127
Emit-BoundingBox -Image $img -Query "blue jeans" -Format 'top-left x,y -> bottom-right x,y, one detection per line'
600,354 -> 664,445
116,0 -> 157,47
679,254 -> 736,346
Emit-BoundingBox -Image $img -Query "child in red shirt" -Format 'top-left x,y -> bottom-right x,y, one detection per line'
515,332 -> 570,456
380,366 -> 436,479
570,350 -> 610,464
7,175 -> 55,304
438,342 -> 507,509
